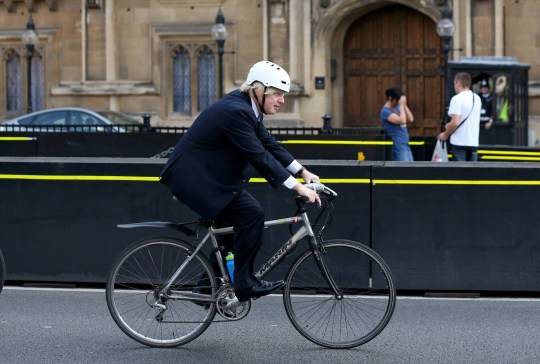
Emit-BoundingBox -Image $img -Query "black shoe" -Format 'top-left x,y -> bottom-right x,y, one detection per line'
235,280 -> 285,302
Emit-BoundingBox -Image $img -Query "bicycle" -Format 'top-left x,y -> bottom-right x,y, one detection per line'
0,248 -> 5,294
106,182 -> 396,349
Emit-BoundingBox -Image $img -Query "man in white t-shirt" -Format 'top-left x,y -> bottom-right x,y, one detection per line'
438,72 -> 481,161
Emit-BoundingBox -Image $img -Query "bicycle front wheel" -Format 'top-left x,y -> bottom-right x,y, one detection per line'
0,249 -> 5,294
283,239 -> 396,349
106,238 -> 217,347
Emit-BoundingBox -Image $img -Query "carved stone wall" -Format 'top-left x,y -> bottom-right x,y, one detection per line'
0,0 -> 538,129
267,0 -> 289,71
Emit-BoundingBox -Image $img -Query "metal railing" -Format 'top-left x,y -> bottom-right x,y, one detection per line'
0,124 -> 146,133
0,124 -> 383,136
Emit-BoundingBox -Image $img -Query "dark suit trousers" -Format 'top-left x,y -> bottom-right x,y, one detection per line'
214,190 -> 264,291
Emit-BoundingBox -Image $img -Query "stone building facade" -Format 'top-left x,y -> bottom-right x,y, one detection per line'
0,0 -> 539,140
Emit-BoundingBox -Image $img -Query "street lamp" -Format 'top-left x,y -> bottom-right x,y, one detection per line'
436,7 -> 455,128
22,15 -> 38,113
211,8 -> 228,98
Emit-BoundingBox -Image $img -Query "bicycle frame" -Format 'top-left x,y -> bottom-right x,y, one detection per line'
160,208 -> 339,303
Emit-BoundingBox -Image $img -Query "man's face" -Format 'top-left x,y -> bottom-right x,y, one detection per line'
481,86 -> 489,95
263,91 -> 285,114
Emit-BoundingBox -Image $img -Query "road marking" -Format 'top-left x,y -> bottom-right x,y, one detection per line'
4,286 -> 540,302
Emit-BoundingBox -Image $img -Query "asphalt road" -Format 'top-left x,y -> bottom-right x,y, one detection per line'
1,287 -> 540,364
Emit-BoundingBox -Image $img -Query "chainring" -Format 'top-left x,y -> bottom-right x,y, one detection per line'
215,286 -> 251,321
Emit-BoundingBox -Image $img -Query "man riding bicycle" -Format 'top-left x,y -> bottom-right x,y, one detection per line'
160,61 -> 321,302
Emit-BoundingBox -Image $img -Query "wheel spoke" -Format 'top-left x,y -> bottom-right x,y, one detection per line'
106,239 -> 216,347
283,241 -> 395,348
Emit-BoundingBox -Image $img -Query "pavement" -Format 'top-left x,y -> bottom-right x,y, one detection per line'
1,287 -> 540,364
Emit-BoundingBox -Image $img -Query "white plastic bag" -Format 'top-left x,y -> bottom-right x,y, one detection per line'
431,139 -> 448,162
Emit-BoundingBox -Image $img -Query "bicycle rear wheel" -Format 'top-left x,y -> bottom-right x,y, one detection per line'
106,237 -> 217,347
0,249 -> 5,294
283,239 -> 396,349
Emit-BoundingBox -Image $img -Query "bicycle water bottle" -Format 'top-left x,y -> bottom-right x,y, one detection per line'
225,252 -> 235,283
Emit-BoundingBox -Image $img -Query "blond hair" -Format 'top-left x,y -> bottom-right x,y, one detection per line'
240,81 -> 283,95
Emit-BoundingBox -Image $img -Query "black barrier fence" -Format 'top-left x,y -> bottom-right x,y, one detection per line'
1,157 -> 540,292
0,158 -> 370,285
0,126 -> 422,161
371,162 -> 540,291
3,126 -> 540,163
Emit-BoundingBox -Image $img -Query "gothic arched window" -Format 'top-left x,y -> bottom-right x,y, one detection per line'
197,46 -> 216,111
172,46 -> 191,114
5,49 -> 22,113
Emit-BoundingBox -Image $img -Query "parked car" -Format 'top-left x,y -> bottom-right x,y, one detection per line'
0,107 -> 142,132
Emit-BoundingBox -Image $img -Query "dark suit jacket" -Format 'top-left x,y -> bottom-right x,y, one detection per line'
160,90 -> 295,218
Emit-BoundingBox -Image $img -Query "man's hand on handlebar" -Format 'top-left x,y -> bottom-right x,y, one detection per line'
300,168 -> 319,184
293,183 -> 322,207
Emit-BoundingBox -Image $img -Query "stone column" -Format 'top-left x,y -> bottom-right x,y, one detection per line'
262,0 -> 268,60
465,0 -> 472,57
452,0 -> 460,61
81,0 -> 87,81
302,0 -> 311,95
494,0 -> 504,56
267,0 -> 289,70
105,0 -> 118,110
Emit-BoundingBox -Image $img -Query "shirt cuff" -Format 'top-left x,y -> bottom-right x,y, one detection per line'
286,160 -> 303,175
282,175 -> 299,189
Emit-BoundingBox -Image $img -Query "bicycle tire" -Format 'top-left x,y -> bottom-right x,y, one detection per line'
283,239 -> 396,349
106,237 -> 217,347
0,249 -> 5,294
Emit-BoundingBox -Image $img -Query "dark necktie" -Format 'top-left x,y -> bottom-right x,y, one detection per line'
255,113 -> 263,138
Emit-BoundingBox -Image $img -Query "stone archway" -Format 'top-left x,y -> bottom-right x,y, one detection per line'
312,0 -> 443,135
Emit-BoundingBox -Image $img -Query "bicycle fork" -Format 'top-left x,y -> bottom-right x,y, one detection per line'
301,211 -> 342,299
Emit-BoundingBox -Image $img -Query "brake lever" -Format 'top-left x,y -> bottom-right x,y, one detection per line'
304,182 -> 338,198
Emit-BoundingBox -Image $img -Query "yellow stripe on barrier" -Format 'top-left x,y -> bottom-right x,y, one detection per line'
0,174 -> 370,184
0,174 -> 537,186
0,137 -> 36,141
0,174 -> 159,182
0,174 -> 371,184
478,149 -> 540,157
480,155 -> 540,162
280,140 -> 424,146
372,179 -> 540,186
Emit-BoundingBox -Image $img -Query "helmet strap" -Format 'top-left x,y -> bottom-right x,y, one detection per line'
260,87 -> 268,115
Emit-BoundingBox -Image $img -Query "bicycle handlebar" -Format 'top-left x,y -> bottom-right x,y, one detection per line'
303,181 -> 338,198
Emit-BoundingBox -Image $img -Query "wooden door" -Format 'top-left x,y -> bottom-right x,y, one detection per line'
343,4 -> 443,136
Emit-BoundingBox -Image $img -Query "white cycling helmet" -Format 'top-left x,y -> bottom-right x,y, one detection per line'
245,61 -> 290,93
